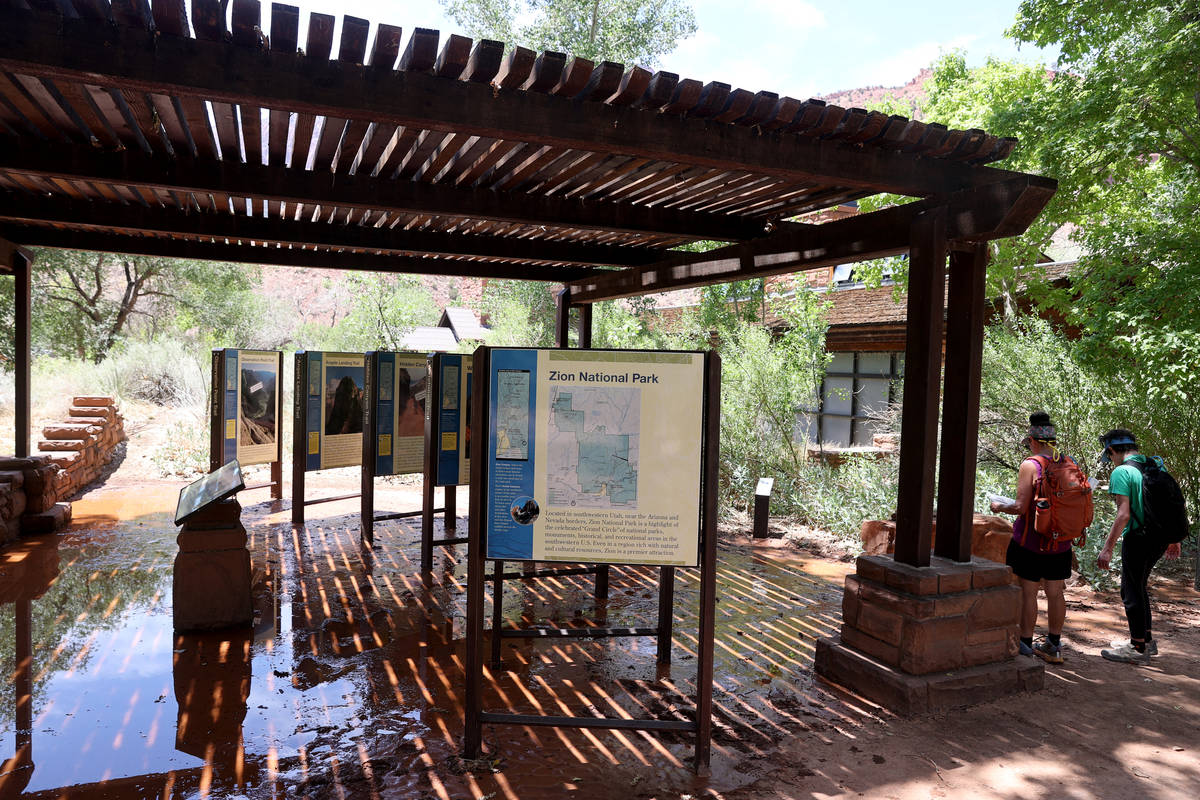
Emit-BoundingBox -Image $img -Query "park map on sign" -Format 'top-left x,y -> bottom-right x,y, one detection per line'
546,386 -> 640,509
495,370 -> 530,460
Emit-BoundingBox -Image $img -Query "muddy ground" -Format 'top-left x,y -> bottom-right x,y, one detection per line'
2,414 -> 1198,800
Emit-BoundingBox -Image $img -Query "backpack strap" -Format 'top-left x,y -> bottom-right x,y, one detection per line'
1024,455 -> 1048,517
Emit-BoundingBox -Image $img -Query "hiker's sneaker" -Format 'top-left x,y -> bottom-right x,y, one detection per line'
1033,637 -> 1064,664
1018,640 -> 1034,657
1101,642 -> 1151,665
1110,638 -> 1157,656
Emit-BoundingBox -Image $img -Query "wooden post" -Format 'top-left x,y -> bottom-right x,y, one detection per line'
491,559 -> 505,667
422,353 -> 440,576
13,250 -> 31,458
578,303 -> 593,349
463,346 -> 490,758
935,244 -> 988,562
656,566 -> 675,663
555,287 -> 571,348
361,352 -> 376,547
694,351 -> 721,775
291,353 -> 307,526
444,486 -> 456,531
753,477 -> 774,538
14,599 -> 33,772
894,209 -> 947,567
209,351 -> 223,471
271,351 -> 284,499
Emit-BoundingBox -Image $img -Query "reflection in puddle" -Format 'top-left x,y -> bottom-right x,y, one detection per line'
1,490 -> 864,798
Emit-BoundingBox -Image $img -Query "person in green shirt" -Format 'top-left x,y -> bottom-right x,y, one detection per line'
1096,429 -> 1182,664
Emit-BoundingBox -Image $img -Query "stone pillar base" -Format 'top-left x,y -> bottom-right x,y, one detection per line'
173,499 -> 252,631
814,553 -> 1043,714
815,635 -> 1044,715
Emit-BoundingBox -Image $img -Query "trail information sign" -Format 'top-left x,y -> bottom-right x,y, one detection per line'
368,351 -> 429,476
211,349 -> 282,468
298,351 -> 367,470
431,353 -> 472,486
483,348 -> 705,566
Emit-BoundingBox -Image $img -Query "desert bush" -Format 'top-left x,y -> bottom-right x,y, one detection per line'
150,417 -> 211,478
782,455 -> 899,542
94,339 -> 210,407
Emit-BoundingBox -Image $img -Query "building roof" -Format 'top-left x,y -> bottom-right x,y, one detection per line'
439,307 -> 489,341
399,326 -> 460,352
0,2 -> 1050,300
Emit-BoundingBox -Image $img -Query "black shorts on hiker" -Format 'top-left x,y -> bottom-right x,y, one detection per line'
1006,539 -> 1071,582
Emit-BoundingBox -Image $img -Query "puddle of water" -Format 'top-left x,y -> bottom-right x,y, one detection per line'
1,493 -> 863,799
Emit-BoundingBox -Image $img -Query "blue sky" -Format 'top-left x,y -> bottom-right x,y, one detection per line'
264,1 -> 1056,98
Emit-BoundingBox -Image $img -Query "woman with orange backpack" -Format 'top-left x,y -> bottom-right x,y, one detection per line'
990,412 -> 1094,664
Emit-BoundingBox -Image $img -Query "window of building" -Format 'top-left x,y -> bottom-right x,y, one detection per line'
831,261 -> 899,290
800,351 -> 904,448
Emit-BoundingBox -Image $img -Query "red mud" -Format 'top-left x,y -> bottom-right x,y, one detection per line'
1,476 -> 1197,800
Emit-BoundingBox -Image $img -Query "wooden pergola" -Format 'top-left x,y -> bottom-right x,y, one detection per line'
0,0 -> 1054,569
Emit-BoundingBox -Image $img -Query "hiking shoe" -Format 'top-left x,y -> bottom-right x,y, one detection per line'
1018,640 -> 1034,657
1034,637 -> 1064,664
1101,642 -> 1151,665
1110,638 -> 1157,656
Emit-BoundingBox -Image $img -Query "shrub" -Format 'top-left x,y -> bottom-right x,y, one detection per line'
96,339 -> 210,407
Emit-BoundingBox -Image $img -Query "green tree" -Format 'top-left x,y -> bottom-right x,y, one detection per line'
0,275 -> 13,371
296,273 -> 438,352
476,279 -> 558,347
669,279 -> 831,511
14,249 -> 260,363
440,0 -> 697,65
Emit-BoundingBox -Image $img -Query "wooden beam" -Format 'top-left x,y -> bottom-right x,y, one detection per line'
578,302 -> 592,348
1,226 -> 605,281
893,209 -> 946,568
0,11 -> 1025,198
935,243 -> 988,562
13,248 -> 31,457
0,193 -> 664,267
555,287 -> 570,348
567,174 -> 1056,303
0,142 -> 764,241
0,233 -> 29,274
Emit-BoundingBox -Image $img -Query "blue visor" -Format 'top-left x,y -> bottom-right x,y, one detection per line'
1098,433 -> 1137,464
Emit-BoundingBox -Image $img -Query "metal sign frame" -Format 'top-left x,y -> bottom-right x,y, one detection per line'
208,349 -> 283,499
357,350 -> 453,547
463,345 -> 720,773
290,351 -> 368,525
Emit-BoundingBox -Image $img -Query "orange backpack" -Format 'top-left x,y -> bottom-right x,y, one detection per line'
1030,454 -> 1094,551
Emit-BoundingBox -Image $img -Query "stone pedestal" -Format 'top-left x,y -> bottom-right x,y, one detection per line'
173,499 -> 252,631
815,554 -> 1043,715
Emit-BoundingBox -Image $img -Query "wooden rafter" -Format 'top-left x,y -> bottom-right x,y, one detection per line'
0,143 -> 765,241
0,11 -> 1020,199
1,226 -> 604,281
567,175 -> 1056,303
0,193 -> 663,267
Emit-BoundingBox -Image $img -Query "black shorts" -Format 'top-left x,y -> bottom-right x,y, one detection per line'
1006,539 -> 1072,582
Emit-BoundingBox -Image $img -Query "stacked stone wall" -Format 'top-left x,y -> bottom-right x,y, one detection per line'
0,457 -> 72,544
0,396 -> 127,545
35,396 -> 126,500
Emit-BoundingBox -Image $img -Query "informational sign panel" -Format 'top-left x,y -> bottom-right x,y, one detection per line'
432,353 -> 472,486
175,460 -> 244,525
301,351 -> 366,470
369,351 -> 429,476
213,349 -> 282,468
484,349 -> 705,566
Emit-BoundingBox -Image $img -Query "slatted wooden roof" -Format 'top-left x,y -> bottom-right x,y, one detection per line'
0,1 -> 1055,299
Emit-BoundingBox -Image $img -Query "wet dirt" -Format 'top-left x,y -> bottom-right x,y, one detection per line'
2,480 -> 1198,800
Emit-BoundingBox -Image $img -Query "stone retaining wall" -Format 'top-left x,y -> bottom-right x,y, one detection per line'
35,396 -> 126,500
0,396 -> 126,545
